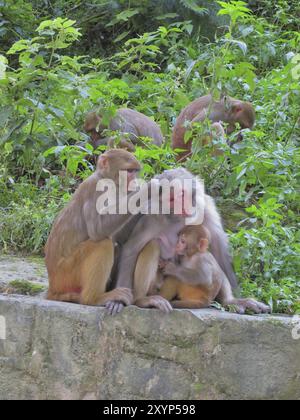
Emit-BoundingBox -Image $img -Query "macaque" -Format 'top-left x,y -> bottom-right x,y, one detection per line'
84,108 -> 164,151
106,168 -> 238,315
45,149 -> 142,306
172,94 -> 256,160
158,225 -> 270,314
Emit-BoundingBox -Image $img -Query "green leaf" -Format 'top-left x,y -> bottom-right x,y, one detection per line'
180,0 -> 208,15
0,106 -> 13,125
106,9 -> 139,27
0,54 -> 8,79
291,54 -> 300,80
37,18 -> 77,32
155,13 -> 179,20
223,39 -> 248,55
37,19 -> 55,31
7,40 -> 31,55
114,31 -> 131,43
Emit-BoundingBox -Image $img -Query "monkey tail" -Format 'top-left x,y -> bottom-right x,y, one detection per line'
204,195 -> 238,289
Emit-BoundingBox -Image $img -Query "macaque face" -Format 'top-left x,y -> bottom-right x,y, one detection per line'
226,104 -> 255,135
125,167 -> 140,188
176,225 -> 210,257
84,113 -> 102,137
109,166 -> 140,189
176,234 -> 188,255
98,149 -> 141,190
115,162 -> 140,191
169,189 -> 194,217
175,233 -> 201,257
169,190 -> 183,214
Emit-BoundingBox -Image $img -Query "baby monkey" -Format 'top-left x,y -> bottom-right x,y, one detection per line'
158,225 -> 270,314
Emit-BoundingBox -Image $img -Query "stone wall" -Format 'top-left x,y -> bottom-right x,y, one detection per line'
0,295 -> 299,400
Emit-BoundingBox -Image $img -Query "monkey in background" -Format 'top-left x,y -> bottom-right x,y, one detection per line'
84,108 -> 164,151
157,225 -> 270,314
172,94 -> 255,160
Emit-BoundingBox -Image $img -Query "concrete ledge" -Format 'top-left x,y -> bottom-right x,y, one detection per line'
0,295 -> 299,400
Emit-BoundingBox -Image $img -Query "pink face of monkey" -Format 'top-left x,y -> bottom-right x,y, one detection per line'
168,188 -> 194,218
175,226 -> 210,258
226,102 -> 256,135
175,234 -> 188,256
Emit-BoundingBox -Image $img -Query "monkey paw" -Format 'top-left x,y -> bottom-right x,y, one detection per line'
137,296 -> 173,314
229,298 -> 270,315
105,288 -> 133,315
110,287 -> 133,305
162,262 -> 177,276
105,301 -> 125,316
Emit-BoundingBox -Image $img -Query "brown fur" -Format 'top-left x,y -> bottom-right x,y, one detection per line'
85,108 -> 164,151
45,149 -> 140,306
172,94 -> 255,160
107,168 -> 239,314
157,225 -> 270,313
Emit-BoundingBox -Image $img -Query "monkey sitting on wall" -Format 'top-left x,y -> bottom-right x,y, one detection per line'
84,108 -> 164,151
45,149 -> 142,306
110,168 -> 239,315
157,225 -> 270,314
101,167 -> 268,316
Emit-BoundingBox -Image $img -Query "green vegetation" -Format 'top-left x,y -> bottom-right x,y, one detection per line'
0,280 -> 46,296
0,1 -> 299,313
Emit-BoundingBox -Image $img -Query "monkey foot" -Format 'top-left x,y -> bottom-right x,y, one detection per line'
104,287 -> 133,315
227,298 -> 270,315
110,287 -> 133,305
135,295 -> 173,314
105,301 -> 125,316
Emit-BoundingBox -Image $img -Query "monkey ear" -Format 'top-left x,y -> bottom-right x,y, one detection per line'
107,138 -> 115,150
98,154 -> 109,170
223,96 -> 232,112
199,238 -> 209,253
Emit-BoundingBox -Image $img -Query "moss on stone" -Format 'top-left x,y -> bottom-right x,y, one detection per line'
6,280 -> 46,296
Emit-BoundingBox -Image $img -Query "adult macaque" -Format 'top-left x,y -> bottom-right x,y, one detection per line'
158,225 -> 270,314
172,94 -> 255,160
45,149 -> 142,306
84,108 -> 164,151
106,168 -> 239,315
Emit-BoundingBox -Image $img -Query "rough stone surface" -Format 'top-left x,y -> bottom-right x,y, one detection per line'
0,295 -> 299,400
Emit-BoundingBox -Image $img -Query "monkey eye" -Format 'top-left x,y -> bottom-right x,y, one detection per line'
126,169 -> 139,174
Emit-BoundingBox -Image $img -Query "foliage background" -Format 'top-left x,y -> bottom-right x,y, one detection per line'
0,0 -> 299,313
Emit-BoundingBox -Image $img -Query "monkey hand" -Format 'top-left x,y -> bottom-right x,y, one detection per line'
105,287 -> 133,316
158,259 -> 168,270
162,262 -> 177,276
